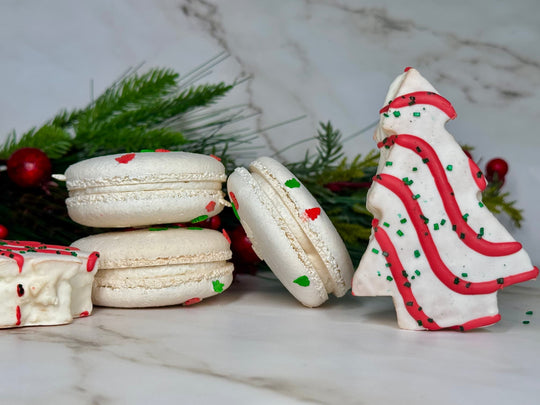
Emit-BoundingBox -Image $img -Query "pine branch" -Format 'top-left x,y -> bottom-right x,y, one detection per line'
0,125 -> 72,159
482,183 -> 523,228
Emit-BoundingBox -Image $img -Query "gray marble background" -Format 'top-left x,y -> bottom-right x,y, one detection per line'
1,1 -> 538,263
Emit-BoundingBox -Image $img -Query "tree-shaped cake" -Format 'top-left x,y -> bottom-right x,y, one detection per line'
352,67 -> 538,331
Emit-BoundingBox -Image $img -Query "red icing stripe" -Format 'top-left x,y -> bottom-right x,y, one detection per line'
87,252 -> 99,272
449,314 -> 501,332
468,158 -> 487,191
378,134 -> 522,256
374,173 -> 538,294
0,251 -> 24,272
373,219 -> 441,330
379,91 -> 457,120
15,306 -> 21,326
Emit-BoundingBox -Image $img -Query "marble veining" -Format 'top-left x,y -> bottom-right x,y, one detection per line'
0,1 -> 539,403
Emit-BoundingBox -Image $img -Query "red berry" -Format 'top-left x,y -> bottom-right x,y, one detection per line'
485,158 -> 509,183
229,225 -> 261,265
199,215 -> 222,230
0,224 -> 8,239
6,148 -> 52,188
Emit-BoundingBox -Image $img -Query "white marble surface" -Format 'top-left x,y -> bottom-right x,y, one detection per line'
1,274 -> 539,405
0,1 -> 539,403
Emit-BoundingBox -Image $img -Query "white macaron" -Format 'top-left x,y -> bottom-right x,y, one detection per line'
60,151 -> 227,228
71,227 -> 234,308
227,156 -> 354,307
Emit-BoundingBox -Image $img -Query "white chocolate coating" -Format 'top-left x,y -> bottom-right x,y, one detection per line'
0,240 -> 99,328
64,151 -> 226,228
227,156 -> 353,307
72,227 -> 234,308
352,68 -> 538,331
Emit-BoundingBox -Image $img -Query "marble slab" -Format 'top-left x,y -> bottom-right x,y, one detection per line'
0,274 -> 539,404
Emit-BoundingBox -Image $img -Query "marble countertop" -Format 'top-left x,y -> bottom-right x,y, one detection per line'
1,273 -> 539,404
0,1 -> 539,403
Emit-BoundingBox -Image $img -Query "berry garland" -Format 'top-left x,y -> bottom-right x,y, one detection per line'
0,62 -> 524,268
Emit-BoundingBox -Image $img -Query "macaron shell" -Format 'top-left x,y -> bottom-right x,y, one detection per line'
228,167 -> 328,307
72,227 -> 234,308
249,157 -> 353,296
64,152 -> 226,228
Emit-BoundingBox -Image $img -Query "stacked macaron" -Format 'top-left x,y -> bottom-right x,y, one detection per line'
61,151 -> 354,309
63,150 -> 234,308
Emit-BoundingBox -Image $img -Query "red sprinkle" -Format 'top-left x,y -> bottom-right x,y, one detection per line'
305,207 -> 321,221
87,252 -> 100,272
155,149 -> 170,152
229,192 -> 239,209
183,297 -> 201,306
79,311 -> 90,318
210,154 -> 222,161
15,306 -> 21,326
222,228 -> 231,244
115,153 -> 136,164
205,201 -> 217,213
404,66 -> 413,72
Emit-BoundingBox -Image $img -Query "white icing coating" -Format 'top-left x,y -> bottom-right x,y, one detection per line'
63,152 -> 226,228
0,241 -> 98,328
353,68 -> 537,330
227,157 -> 353,307
71,227 -> 234,308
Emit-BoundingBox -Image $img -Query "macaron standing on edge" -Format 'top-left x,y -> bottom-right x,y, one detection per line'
227,156 -> 354,307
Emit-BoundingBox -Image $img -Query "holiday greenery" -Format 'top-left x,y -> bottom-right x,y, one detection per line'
0,61 -> 524,266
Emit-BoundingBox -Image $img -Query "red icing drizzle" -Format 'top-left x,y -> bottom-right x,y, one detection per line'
305,207 -> 321,221
205,201 -> 216,213
379,91 -> 457,120
222,229 -> 231,244
377,135 -> 522,256
468,158 -> 487,191
373,219 -> 441,330
0,251 -> 24,272
115,153 -> 136,164
374,220 -> 506,331
15,306 -> 21,326
373,173 -> 538,294
87,252 -> 100,272
404,67 -> 413,72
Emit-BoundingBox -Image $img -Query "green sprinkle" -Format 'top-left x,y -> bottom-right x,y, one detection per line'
452,225 -> 457,231
417,320 -> 423,326
414,250 -> 421,258
386,161 -> 393,166
231,202 -> 240,221
497,278 -> 505,285
479,227 -> 485,235
434,223 -> 439,231
386,276 -> 393,281
523,320 -> 530,325
461,273 -> 468,278
476,171 -> 483,178
397,230 -> 404,237
71,252 -> 78,257
478,202 -> 484,208
406,301 -> 413,306
412,167 -> 418,171
191,215 -> 209,223
526,311 -> 533,315
440,219 -> 446,226
285,178 -> 301,188
463,213 -> 469,222
460,233 -> 466,239
393,111 -> 401,117
383,222 -> 390,228
212,280 -> 225,293
454,277 -> 460,285
377,271 -> 381,277
413,194 -> 421,200
385,263 -> 392,267
382,251 -> 389,257
402,270 -> 409,278
415,270 -> 421,276
372,248 -> 380,254
139,149 -> 154,153
293,275 -> 310,287
404,282 -> 411,288
446,165 -> 453,171
400,218 -> 407,224
383,113 -> 389,117
413,112 -> 421,117
422,158 -> 429,164
420,215 -> 429,224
